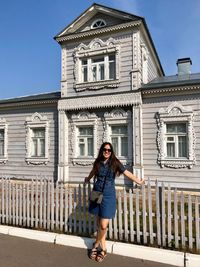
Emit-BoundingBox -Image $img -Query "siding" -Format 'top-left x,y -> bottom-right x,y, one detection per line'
0,105 -> 58,180
142,93 -> 200,188
64,30 -> 134,97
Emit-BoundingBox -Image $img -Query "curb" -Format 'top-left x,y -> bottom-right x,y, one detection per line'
0,225 -> 199,267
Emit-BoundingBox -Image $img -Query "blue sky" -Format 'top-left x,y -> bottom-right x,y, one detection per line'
1,0 -> 200,99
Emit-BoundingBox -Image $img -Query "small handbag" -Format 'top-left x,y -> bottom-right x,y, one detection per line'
89,168 -> 110,204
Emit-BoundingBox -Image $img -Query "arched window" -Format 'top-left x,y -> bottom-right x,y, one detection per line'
91,19 -> 106,29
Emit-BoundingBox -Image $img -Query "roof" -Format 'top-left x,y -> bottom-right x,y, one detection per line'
0,91 -> 61,105
141,73 -> 200,90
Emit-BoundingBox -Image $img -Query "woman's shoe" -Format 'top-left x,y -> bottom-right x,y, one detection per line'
89,243 -> 99,260
96,249 -> 107,263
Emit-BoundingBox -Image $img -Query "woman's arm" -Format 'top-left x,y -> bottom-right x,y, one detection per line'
123,170 -> 145,185
84,168 -> 96,183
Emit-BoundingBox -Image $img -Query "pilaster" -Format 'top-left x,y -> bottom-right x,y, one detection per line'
58,110 -> 69,182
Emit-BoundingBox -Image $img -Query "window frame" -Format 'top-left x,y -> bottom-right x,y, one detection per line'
91,19 -> 106,29
0,118 -> 8,164
156,102 -> 195,169
71,111 -> 98,165
25,113 -> 49,165
104,108 -> 132,165
73,38 -> 120,91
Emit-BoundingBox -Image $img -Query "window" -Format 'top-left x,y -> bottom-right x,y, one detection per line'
111,125 -> 128,157
78,127 -> 94,157
31,128 -> 45,157
25,113 -> 49,165
74,38 -> 120,91
166,123 -> 187,158
0,118 -> 8,164
91,19 -> 106,29
104,109 -> 131,164
71,111 -> 98,165
157,102 -> 195,169
0,130 -> 4,156
81,54 -> 116,83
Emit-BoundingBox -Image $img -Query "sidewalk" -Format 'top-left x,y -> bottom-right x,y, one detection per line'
0,233 -> 174,267
0,225 -> 199,267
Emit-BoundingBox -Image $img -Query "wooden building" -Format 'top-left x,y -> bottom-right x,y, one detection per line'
0,4 -> 199,189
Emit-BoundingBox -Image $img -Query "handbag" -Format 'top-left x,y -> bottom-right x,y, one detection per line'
89,168 -> 110,204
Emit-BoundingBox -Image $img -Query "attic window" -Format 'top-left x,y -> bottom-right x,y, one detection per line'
91,19 -> 106,29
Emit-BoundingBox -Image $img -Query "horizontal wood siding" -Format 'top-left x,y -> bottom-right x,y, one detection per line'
0,105 -> 58,181
65,31 -> 133,98
142,95 -> 200,188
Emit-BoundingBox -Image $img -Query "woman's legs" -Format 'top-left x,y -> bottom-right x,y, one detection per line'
95,217 -> 109,251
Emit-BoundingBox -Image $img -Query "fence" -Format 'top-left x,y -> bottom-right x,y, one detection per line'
0,177 -> 199,253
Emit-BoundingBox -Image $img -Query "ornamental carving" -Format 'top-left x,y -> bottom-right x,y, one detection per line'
156,102 -> 196,169
73,37 -> 120,91
103,108 -> 132,164
25,112 -> 50,165
0,117 -> 8,164
70,111 -> 98,165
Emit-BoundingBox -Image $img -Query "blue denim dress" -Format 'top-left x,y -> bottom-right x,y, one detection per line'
89,161 -> 125,219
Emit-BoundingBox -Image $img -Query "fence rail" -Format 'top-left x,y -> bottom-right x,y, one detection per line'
0,177 -> 199,253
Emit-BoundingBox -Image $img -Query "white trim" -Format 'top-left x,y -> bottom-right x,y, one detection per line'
25,113 -> 50,165
70,111 -> 98,165
58,92 -> 141,111
0,118 -> 8,164
156,102 -> 196,169
91,19 -> 106,29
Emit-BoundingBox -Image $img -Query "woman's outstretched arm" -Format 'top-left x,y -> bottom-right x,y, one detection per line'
123,170 -> 145,185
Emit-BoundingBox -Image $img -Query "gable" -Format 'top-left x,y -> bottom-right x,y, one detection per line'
77,12 -> 130,33
55,3 -> 142,38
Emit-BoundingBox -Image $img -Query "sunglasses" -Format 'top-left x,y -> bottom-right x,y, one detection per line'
103,148 -> 112,153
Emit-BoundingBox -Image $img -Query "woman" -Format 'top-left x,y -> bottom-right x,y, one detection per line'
84,142 -> 145,262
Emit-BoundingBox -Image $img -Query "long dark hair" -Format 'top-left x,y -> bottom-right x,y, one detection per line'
92,142 -> 122,176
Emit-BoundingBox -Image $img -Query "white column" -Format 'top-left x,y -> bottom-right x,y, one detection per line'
58,109 -> 69,182
132,104 -> 143,178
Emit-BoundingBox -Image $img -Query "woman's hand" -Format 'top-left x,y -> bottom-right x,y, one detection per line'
84,177 -> 90,184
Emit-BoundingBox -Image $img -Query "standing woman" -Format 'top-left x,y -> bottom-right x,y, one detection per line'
84,142 -> 145,262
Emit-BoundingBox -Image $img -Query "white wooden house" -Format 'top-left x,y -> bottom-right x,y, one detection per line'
0,4 -> 199,189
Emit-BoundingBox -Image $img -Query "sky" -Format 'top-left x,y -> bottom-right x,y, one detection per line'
1,0 -> 200,100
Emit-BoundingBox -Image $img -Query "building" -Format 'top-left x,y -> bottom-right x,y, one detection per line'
0,3 -> 199,189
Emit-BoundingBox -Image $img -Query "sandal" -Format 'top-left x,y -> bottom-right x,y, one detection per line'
89,244 -> 99,260
96,249 -> 107,263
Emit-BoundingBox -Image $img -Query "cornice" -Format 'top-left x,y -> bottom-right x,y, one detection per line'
56,20 -> 141,43
142,85 -> 200,96
0,100 -> 58,109
58,92 -> 141,111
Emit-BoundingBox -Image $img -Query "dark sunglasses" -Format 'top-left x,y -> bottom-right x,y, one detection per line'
103,148 -> 112,152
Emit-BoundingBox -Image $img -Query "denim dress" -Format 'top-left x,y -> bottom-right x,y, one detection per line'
89,161 -> 126,219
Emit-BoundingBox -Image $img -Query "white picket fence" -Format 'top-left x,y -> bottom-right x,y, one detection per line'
0,177 -> 199,253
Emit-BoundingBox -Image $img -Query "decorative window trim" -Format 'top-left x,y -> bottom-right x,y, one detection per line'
70,111 -> 98,165
73,37 -> 120,91
91,19 -> 106,29
156,102 -> 196,169
0,118 -> 8,164
103,108 -> 132,165
25,113 -> 50,165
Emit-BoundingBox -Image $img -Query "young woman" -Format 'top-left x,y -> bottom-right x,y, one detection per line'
84,142 -> 145,262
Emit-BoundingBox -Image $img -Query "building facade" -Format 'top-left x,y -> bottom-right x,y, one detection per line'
0,4 -> 200,189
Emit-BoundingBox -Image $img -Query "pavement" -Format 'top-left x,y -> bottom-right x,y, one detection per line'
0,226 -> 199,267
0,233 -> 174,267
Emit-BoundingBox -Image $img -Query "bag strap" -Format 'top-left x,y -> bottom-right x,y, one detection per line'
93,165 -> 111,193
